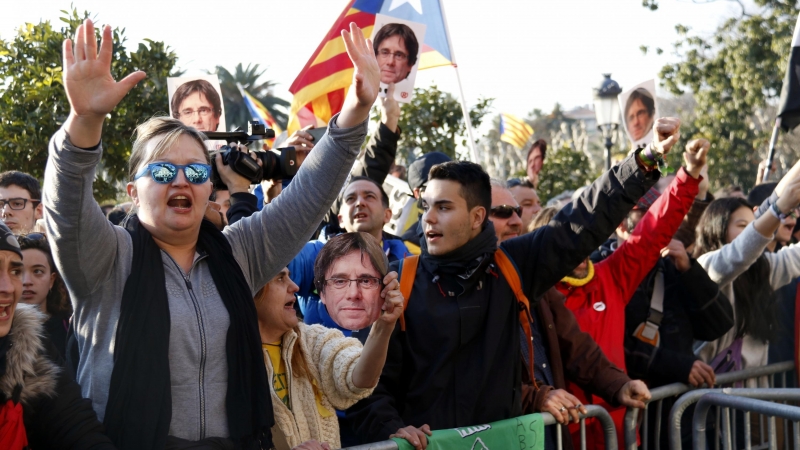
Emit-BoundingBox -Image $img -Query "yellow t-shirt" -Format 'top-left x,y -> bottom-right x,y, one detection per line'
264,342 -> 290,409
263,341 -> 333,418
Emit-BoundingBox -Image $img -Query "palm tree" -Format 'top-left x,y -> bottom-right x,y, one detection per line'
215,63 -> 290,131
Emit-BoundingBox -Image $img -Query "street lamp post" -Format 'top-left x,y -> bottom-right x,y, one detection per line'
593,74 -> 622,171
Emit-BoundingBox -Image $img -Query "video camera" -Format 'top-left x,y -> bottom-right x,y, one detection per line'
205,121 -> 298,190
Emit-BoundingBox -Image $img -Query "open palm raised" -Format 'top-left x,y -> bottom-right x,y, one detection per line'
63,20 -> 146,120
341,22 -> 380,109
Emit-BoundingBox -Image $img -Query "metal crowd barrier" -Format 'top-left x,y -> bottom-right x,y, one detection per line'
623,361 -> 796,450
668,388 -> 800,450
342,404 -> 618,450
691,392 -> 800,450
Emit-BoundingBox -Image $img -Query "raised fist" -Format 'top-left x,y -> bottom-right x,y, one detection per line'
651,118 -> 681,157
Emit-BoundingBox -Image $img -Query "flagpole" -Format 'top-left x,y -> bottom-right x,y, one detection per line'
438,0 -> 479,163
763,117 -> 782,183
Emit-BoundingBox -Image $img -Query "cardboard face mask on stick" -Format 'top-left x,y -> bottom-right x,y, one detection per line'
618,79 -> 658,149
370,14 -> 427,104
316,233 -> 391,331
320,250 -> 385,330
167,75 -> 227,150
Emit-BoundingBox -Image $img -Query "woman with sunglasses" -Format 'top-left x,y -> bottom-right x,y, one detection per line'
255,232 -> 401,450
43,20 -> 381,450
15,233 -> 72,359
693,160 -> 800,386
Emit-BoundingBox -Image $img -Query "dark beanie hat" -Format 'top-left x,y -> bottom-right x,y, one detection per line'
407,152 -> 452,191
0,222 -> 21,258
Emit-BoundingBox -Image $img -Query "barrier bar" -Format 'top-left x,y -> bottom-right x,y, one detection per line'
343,405 -> 618,450
667,388 -> 800,450
692,393 -> 800,450
624,360 -> 795,450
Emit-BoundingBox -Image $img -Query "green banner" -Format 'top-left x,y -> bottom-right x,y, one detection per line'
391,413 -> 545,450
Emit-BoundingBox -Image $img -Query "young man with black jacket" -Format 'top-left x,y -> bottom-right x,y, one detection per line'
345,118 -> 684,449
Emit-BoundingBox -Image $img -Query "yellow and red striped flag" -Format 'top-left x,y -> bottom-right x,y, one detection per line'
499,113 -> 534,149
288,0 -> 455,133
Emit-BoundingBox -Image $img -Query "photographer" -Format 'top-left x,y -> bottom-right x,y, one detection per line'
44,20 -> 380,450
278,83 -> 402,232
233,83 -> 401,233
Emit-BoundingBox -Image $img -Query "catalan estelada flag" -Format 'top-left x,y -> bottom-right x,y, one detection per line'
287,0 -> 454,133
238,84 -> 282,145
499,113 -> 534,150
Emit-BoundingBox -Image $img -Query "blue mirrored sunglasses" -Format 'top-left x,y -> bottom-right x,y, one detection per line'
134,162 -> 212,185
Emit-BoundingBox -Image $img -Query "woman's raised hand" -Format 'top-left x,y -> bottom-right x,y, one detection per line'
775,175 -> 800,214
775,158 -> 800,200
63,20 -> 146,122
337,22 -> 380,129
342,22 -> 380,108
755,168 -> 800,238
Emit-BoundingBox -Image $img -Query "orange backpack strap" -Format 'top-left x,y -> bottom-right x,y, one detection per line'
494,249 -> 537,389
398,255 -> 419,331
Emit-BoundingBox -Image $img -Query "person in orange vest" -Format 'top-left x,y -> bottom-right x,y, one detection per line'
345,117 -> 684,449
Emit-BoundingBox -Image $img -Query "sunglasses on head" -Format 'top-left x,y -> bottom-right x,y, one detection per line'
134,162 -> 212,185
490,205 -> 522,219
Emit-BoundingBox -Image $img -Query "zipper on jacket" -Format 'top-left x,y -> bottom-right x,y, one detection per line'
165,252 -> 209,439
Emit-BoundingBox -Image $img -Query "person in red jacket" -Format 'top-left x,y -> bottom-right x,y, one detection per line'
551,137 -> 708,450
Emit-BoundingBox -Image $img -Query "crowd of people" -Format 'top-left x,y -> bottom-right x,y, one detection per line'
1,18 -> 799,450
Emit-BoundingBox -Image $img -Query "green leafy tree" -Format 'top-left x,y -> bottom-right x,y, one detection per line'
645,0 -> 800,191
480,104 -> 606,191
481,104 -> 572,152
391,84 -> 493,162
0,8 -> 180,201
525,104 -> 609,166
526,104 -> 571,139
215,63 -> 290,131
536,144 -> 599,204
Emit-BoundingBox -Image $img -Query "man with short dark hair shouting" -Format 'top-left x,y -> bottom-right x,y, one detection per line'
346,118 -> 683,449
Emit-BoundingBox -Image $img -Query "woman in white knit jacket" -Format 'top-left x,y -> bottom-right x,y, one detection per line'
255,232 -> 403,450
693,165 -> 800,385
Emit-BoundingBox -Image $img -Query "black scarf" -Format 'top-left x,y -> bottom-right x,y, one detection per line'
419,222 -> 498,295
103,216 -> 272,449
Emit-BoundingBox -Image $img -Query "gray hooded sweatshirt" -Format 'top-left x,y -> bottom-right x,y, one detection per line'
43,115 -> 366,441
